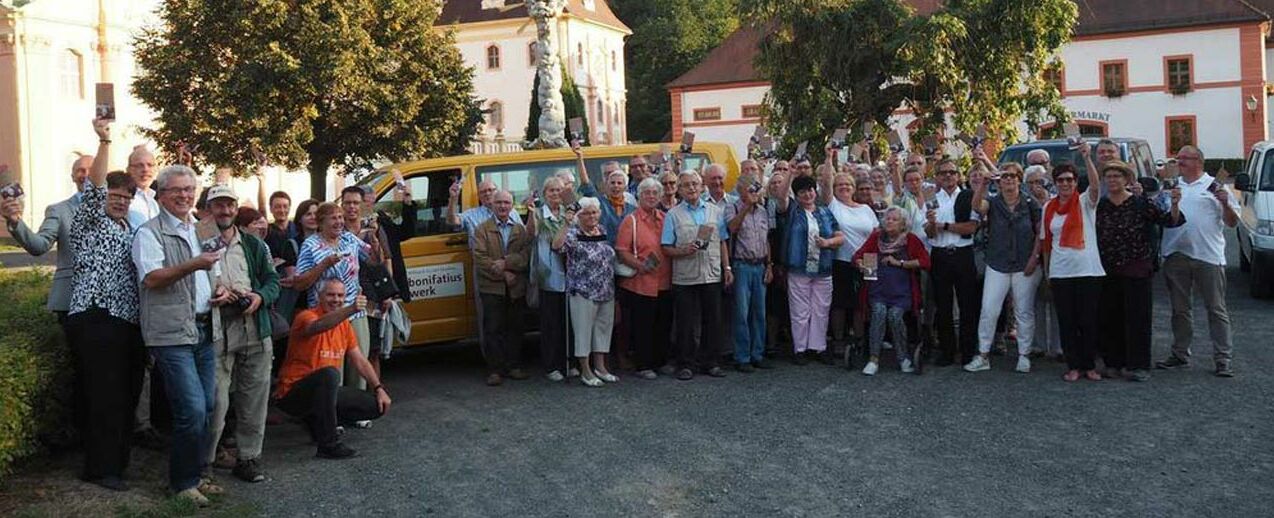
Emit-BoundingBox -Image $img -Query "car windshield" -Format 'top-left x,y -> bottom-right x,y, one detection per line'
998,143 -> 1101,177
475,153 -> 710,205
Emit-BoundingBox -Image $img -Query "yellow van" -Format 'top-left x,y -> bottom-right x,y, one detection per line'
358,142 -> 740,347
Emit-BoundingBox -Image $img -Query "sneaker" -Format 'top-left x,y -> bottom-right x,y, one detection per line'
1215,362 -> 1235,378
900,359 -> 915,374
595,371 -> 619,383
351,420 -> 373,429
704,366 -> 727,378
545,370 -> 565,382
753,359 -> 774,369
861,361 -> 878,376
676,368 -> 694,381
735,363 -> 755,373
174,487 -> 210,507
580,376 -> 604,387
485,373 -> 504,386
882,341 -> 894,350
1129,369 -> 1151,382
335,425 -> 345,436
1015,356 -> 1031,373
636,369 -> 657,380
232,459 -> 266,483
316,442 -> 357,459
963,356 -> 991,373
1155,356 -> 1189,370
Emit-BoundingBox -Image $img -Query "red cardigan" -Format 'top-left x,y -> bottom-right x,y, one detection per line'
851,230 -> 931,313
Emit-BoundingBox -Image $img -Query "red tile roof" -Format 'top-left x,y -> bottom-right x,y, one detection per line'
437,0 -> 630,34
669,0 -> 1271,89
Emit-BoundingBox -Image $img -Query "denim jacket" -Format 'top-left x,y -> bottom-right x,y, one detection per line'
780,203 -> 840,277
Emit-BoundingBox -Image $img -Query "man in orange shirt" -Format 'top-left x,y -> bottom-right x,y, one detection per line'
274,279 -> 392,459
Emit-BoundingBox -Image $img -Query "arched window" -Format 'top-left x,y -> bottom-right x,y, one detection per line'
487,101 -> 504,132
527,41 -> 538,67
611,50 -> 617,72
60,50 -> 84,99
486,44 -> 501,70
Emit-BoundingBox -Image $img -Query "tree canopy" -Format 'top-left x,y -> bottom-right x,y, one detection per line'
741,0 -> 1077,159
133,0 -> 483,199
611,0 -> 740,143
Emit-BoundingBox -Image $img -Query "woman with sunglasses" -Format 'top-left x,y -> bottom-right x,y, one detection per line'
964,163 -> 1042,374
1041,154 -> 1104,382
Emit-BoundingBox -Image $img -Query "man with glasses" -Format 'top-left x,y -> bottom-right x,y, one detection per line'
924,159 -> 982,366
132,165 -> 227,506
447,179 -> 523,239
628,155 -> 652,197
1155,146 -> 1240,377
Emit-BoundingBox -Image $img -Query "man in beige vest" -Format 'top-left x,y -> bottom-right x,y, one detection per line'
661,171 -> 734,381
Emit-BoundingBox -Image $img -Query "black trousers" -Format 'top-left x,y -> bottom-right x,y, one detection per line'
674,282 -> 722,370
480,293 -> 525,373
1052,276 -> 1103,371
538,290 -> 570,373
275,367 -> 381,447
930,246 -> 981,363
623,288 -> 674,371
1099,274 -> 1152,371
65,309 -> 144,479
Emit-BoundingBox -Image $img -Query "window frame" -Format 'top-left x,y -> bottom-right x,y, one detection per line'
693,107 -> 722,122
1164,54 -> 1193,94
1043,66 -> 1066,97
1100,59 -> 1128,97
1164,115 -> 1198,156
486,43 -> 501,70
60,49 -> 84,99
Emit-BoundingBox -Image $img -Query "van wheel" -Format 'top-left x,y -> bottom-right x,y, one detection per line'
1253,262 -> 1273,299
1239,246 -> 1251,272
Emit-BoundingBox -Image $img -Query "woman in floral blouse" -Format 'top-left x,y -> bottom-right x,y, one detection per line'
64,119 -> 145,491
1095,161 -> 1183,382
553,197 -> 617,387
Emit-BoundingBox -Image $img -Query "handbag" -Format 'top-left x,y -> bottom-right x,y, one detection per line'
613,215 -> 638,278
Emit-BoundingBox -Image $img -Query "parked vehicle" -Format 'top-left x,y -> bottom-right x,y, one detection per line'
1235,141 -> 1274,298
357,142 -> 741,347
998,137 -> 1159,192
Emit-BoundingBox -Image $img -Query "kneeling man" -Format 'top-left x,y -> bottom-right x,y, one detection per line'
274,279 -> 391,459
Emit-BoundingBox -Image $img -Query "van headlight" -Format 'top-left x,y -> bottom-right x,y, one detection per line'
1258,219 -> 1274,236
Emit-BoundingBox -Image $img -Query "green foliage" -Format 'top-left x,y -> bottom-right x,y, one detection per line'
744,0 -> 1077,159
132,0 -> 481,200
611,0 -> 740,142
525,65 -> 591,146
0,270 -> 71,482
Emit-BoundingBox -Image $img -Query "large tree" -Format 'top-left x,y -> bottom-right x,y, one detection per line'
742,0 -> 1076,157
133,0 -> 482,200
611,0 -> 740,143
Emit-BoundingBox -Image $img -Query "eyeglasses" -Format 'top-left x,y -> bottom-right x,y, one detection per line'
1055,176 -> 1076,183
997,174 -> 1021,181
107,193 -> 133,203
163,186 -> 196,194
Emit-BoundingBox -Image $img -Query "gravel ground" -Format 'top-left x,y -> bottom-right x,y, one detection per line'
228,237 -> 1274,517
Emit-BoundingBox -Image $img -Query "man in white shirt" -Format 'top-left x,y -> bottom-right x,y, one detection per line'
1155,146 -> 1239,377
127,146 -> 160,230
924,158 -> 982,366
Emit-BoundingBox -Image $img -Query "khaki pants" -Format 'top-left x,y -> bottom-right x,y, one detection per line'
344,315 -> 371,389
1162,253 -> 1233,363
207,336 -> 272,463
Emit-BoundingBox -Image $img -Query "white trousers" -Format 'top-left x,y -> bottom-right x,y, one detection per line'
977,267 -> 1040,355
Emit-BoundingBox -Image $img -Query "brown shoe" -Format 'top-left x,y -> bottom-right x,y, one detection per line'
197,477 -> 224,495
485,373 -> 504,386
212,447 -> 237,470
506,368 -> 530,380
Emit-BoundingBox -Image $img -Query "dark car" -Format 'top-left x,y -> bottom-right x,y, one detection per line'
998,138 -> 1159,191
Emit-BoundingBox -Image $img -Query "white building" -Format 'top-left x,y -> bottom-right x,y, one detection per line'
669,1 -> 1274,162
438,0 -> 631,154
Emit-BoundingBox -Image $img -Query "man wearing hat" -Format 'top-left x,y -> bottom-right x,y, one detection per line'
200,184 -> 279,484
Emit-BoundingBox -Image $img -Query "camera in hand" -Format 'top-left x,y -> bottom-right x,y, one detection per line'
0,183 -> 24,200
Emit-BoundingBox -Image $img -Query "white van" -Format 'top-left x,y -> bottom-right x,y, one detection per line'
1235,141 -> 1274,298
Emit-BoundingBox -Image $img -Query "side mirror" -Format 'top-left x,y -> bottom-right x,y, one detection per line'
1138,176 -> 1162,194
1235,172 -> 1252,192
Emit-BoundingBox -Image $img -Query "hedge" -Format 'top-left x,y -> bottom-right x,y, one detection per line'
0,269 -> 74,481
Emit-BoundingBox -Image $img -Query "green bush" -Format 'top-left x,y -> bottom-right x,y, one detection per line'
0,270 -> 73,481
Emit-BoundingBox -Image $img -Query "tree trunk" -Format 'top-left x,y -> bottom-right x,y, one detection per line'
308,155 -> 333,201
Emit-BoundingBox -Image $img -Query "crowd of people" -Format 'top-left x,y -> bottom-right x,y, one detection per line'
0,116 -> 1242,506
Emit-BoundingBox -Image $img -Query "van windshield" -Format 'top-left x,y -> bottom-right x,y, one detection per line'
998,143 -> 1100,177
475,153 -> 710,204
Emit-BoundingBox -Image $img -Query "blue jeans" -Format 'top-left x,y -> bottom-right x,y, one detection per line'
732,261 -> 767,364
150,325 -> 215,492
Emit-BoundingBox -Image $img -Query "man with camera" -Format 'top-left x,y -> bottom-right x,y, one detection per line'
1155,145 -> 1240,377
132,164 -> 224,506
724,172 -> 771,372
199,185 -> 280,484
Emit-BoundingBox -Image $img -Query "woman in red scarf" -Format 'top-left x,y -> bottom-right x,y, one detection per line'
1041,152 -> 1105,382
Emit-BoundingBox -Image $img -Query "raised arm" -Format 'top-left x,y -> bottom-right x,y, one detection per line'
446,180 -> 462,227
91,118 -> 111,187
1078,144 -> 1100,204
